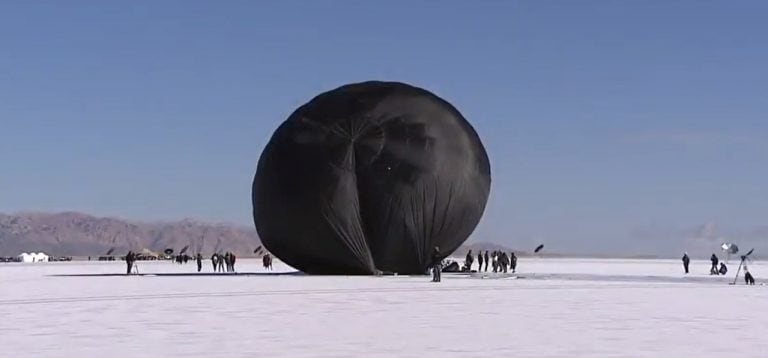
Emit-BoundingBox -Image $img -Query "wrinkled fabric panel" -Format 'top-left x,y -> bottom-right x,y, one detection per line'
253,81 -> 491,275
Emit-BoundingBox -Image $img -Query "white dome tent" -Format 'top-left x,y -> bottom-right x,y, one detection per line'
17,252 -> 50,263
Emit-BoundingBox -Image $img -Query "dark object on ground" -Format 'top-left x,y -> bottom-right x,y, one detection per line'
442,261 -> 460,273
534,244 -> 544,253
252,81 -> 491,275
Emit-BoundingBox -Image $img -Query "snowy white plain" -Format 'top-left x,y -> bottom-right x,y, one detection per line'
1,257 -> 766,357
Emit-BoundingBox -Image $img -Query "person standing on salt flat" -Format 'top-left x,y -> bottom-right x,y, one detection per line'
510,252 -> 517,273
218,254 -> 226,272
477,251 -> 484,272
196,253 -> 203,272
125,251 -> 135,275
484,251 -> 489,272
263,253 -> 272,270
431,247 -> 442,282
682,253 -> 690,274
500,252 -> 509,273
744,263 -> 755,285
465,250 -> 474,272
710,254 -> 720,275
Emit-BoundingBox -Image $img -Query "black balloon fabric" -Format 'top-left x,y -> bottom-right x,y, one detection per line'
252,81 -> 491,275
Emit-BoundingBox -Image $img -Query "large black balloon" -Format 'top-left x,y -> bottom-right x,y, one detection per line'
252,81 -> 491,275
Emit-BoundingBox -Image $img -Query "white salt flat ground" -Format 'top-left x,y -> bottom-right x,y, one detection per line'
1,258 -> 766,357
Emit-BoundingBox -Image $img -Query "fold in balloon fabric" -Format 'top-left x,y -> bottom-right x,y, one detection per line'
253,81 -> 491,275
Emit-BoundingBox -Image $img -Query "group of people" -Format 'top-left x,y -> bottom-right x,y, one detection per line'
681,252 -> 729,275
709,254 -> 728,276
465,250 -> 517,273
174,254 -> 191,264
121,250 -> 279,275
211,252 -> 237,273
682,252 -> 756,285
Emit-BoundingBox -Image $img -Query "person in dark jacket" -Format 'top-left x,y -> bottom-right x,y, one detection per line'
710,254 -> 719,275
263,253 -> 272,270
431,246 -> 442,282
744,268 -> 755,285
682,253 -> 690,274
477,252 -> 484,272
510,252 -> 518,273
125,251 -> 135,275
218,254 -> 226,272
465,250 -> 474,271
484,251 -> 490,272
196,253 -> 203,272
500,252 -> 509,273
230,252 -> 237,272
718,262 -> 727,275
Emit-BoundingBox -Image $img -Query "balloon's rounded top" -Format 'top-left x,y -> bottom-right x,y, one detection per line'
253,80 -> 491,275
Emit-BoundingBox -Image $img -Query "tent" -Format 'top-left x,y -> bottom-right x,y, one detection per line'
17,252 -> 49,263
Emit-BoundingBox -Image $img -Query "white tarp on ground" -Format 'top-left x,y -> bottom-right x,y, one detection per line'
0,258 -> 765,357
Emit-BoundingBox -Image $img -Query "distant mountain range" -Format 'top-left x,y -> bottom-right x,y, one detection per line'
0,212 -> 260,257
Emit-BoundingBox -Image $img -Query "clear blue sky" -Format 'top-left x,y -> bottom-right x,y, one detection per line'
2,1 -> 766,255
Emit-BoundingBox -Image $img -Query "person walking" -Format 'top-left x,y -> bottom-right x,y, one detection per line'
682,252 -> 690,274
710,253 -> 719,275
196,253 -> 203,272
431,246 -> 442,282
